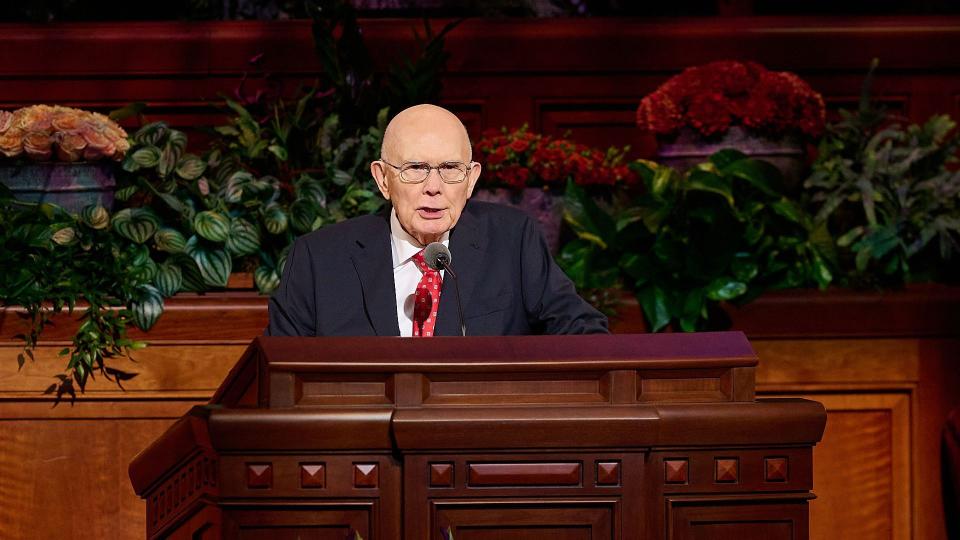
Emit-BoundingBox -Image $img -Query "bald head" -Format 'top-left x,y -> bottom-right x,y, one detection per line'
380,104 -> 472,163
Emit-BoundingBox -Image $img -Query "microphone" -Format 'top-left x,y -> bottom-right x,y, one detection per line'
423,242 -> 466,336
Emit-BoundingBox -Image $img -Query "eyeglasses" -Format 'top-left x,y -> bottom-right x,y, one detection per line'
380,159 -> 474,184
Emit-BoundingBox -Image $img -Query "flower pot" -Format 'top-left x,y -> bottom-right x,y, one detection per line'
0,162 -> 116,212
656,126 -> 806,192
472,187 -> 563,253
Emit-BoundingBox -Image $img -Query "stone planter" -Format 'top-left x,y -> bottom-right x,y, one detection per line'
0,161 -> 116,212
656,126 -> 806,191
472,186 -> 564,253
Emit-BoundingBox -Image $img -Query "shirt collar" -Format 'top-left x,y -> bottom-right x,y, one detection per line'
389,208 -> 449,269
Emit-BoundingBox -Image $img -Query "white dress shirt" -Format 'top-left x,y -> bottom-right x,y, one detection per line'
390,209 -> 447,337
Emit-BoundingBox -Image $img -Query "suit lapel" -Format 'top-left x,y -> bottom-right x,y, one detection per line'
349,214 -> 401,336
436,206 -> 485,336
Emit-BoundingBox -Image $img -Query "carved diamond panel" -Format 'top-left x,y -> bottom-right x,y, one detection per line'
765,457 -> 788,482
246,463 -> 272,489
715,458 -> 738,483
430,463 -> 454,488
596,461 -> 621,486
353,463 -> 379,488
664,459 -> 689,484
300,463 -> 326,489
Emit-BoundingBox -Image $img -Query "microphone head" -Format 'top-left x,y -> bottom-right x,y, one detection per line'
423,242 -> 451,271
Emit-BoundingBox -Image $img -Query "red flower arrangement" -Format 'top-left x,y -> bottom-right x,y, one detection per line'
637,60 -> 825,139
474,125 -> 637,190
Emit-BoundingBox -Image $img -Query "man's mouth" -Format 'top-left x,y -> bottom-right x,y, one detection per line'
417,207 -> 445,218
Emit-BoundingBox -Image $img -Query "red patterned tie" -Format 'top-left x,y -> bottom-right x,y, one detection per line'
411,249 -> 442,337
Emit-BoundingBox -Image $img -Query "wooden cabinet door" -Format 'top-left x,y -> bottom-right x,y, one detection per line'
667,500 -> 808,540
433,500 -> 616,540
221,505 -> 371,540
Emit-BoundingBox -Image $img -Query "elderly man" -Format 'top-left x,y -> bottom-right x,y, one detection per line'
267,104 -> 607,336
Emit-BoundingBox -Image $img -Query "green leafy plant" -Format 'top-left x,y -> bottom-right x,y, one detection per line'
805,63 -> 960,286
307,0 -> 460,135
3,105 -> 388,396
212,93 -> 389,225
2,1 -> 462,395
119,105 -> 388,296
560,150 -> 832,331
0,0 -> 458,398
0,189 -> 166,398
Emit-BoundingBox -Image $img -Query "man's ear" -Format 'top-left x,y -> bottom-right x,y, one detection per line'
465,162 -> 482,198
370,161 -> 391,200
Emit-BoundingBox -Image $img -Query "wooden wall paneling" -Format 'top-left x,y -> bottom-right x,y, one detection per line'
3,18 -> 960,152
0,295 -> 260,540
754,336 -> 925,540
752,338 -> 920,388
443,100 -> 487,141
535,98 -> 655,158
433,17 -> 960,73
0,400 -> 199,540
772,393 -> 912,540
914,339 -> 960,540
0,292 -> 269,344
729,286 -> 960,338
0,344 -> 244,396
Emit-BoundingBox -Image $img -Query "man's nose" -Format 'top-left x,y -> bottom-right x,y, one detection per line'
422,169 -> 443,194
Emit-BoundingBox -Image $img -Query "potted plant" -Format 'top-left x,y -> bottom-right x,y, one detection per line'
0,186 -> 164,398
0,105 -> 130,211
0,94 -> 390,398
560,151 -> 831,331
805,64 -> 960,287
118,99 -> 387,297
636,60 -> 825,188
472,125 -> 636,252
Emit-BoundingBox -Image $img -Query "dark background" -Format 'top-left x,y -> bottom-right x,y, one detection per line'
3,0 -> 960,22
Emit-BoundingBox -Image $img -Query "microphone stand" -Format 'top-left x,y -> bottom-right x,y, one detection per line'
438,256 -> 467,337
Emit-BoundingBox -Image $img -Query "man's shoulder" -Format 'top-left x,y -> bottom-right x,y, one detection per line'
294,213 -> 388,248
464,199 -> 533,227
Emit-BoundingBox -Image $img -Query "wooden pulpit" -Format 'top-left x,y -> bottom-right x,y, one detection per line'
129,333 -> 825,539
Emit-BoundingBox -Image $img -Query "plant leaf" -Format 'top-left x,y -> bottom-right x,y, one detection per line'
175,154 -> 207,180
637,286 -> 671,332
193,210 -> 231,243
706,278 -> 748,301
130,285 -> 164,331
112,208 -> 160,244
154,227 -> 188,253
186,237 -> 232,287
225,218 -> 261,256
153,262 -> 183,297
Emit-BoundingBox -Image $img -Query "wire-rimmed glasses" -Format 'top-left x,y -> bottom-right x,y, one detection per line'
380,159 -> 474,184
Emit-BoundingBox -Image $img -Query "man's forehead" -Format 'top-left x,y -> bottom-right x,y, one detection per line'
385,123 -> 470,161
382,105 -> 471,159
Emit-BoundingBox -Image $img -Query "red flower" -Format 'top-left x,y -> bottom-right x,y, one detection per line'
509,138 -> 530,153
687,93 -> 732,136
474,125 -> 635,189
487,147 -> 507,166
636,60 -> 824,139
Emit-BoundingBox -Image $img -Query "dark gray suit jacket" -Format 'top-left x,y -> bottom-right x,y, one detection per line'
266,200 -> 608,336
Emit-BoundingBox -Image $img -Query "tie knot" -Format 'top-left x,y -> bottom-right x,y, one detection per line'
412,249 -> 435,274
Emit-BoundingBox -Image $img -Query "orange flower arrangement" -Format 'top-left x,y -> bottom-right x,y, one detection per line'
0,105 -> 130,162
